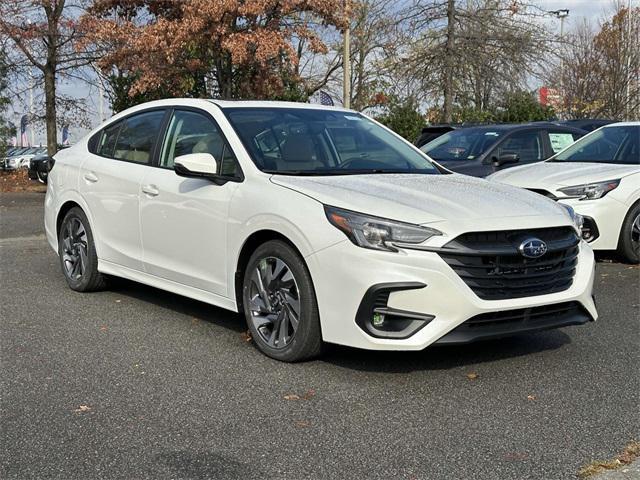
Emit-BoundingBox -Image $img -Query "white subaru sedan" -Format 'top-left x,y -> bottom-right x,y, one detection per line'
44,99 -> 597,361
489,122 -> 639,264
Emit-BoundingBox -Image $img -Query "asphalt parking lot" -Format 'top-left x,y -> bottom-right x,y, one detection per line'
1,192 -> 639,480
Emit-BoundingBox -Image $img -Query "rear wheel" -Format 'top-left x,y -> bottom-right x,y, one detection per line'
58,207 -> 107,291
617,203 -> 640,264
242,240 -> 322,362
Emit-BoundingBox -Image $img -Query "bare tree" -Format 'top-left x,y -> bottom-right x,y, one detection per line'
548,4 -> 640,120
398,0 -> 553,122
1,0 -> 97,154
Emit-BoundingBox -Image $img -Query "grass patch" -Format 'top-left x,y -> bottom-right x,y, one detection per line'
578,441 -> 640,478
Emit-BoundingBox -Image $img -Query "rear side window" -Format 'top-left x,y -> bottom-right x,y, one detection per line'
113,110 -> 165,164
549,131 -> 581,153
97,122 -> 121,158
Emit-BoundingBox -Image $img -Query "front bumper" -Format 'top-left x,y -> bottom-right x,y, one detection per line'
558,196 -> 626,250
306,240 -> 597,351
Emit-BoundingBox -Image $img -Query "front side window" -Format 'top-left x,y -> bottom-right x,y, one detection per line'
112,110 -> 165,164
224,108 -> 439,175
160,110 -> 239,177
552,126 -> 640,164
421,129 -> 504,161
496,131 -> 543,162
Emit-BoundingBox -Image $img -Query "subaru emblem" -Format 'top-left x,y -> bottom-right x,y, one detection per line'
519,238 -> 547,258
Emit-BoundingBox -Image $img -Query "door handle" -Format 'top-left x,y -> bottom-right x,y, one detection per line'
83,172 -> 98,183
142,184 -> 159,197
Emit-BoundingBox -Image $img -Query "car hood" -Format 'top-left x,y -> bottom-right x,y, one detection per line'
489,161 -> 639,189
270,173 -> 565,225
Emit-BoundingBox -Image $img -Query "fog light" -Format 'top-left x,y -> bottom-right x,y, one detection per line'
372,312 -> 385,327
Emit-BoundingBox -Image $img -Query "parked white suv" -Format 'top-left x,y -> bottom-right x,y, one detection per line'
489,122 -> 639,263
45,100 -> 597,361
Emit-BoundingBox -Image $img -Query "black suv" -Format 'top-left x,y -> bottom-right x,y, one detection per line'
419,123 -> 586,177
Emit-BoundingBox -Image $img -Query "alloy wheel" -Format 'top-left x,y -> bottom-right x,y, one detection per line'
61,217 -> 88,281
248,257 -> 301,349
632,213 -> 640,255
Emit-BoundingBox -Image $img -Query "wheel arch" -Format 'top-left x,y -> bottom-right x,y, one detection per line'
617,196 -> 640,245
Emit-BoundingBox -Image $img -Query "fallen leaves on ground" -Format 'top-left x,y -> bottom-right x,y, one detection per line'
0,170 -> 46,193
578,441 -> 640,478
466,372 -> 479,380
294,420 -> 311,428
73,405 -> 92,413
284,389 -> 315,401
527,395 -> 536,401
240,331 -> 252,342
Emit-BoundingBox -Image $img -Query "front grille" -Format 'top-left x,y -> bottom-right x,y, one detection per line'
438,227 -> 579,300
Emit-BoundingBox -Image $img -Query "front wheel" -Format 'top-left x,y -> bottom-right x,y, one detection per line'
617,203 -> 640,264
242,240 -> 322,362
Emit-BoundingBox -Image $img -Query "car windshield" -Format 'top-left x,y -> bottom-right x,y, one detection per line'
223,107 -> 440,175
552,125 -> 639,164
420,128 -> 504,161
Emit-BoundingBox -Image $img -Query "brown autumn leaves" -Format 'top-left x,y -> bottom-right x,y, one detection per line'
79,0 -> 349,99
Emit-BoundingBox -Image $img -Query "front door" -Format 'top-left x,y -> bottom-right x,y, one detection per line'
139,108 -> 241,297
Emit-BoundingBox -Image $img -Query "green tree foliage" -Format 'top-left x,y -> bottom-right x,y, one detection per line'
375,97 -> 425,141
0,51 -> 15,158
453,90 -> 555,123
495,91 -> 555,123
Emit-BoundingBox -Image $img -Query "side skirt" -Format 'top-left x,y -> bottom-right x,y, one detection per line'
98,259 -> 239,313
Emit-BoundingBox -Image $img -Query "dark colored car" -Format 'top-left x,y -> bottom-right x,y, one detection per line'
28,154 -> 55,184
420,123 -> 586,177
554,119 -> 613,132
414,125 -> 457,148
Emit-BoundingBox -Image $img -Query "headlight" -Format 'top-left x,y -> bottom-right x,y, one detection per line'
325,205 -> 441,252
558,179 -> 620,200
560,203 -> 584,235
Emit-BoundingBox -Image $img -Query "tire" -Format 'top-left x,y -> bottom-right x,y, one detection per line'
58,207 -> 108,291
242,240 -> 322,362
37,170 -> 48,184
617,203 -> 640,264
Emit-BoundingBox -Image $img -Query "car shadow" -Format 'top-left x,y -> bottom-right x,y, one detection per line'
108,277 -> 246,333
106,278 -> 574,372
319,330 -> 573,373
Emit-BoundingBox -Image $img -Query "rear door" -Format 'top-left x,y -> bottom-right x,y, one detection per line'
138,107 -> 242,296
79,109 -> 166,271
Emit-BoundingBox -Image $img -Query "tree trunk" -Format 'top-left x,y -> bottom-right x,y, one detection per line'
442,0 -> 455,123
44,64 -> 57,155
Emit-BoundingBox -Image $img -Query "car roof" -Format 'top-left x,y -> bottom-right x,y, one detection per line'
602,121 -> 640,127
448,123 -> 584,133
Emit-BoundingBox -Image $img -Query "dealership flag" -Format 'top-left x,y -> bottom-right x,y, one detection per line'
62,125 -> 70,145
319,90 -> 334,106
20,115 -> 29,147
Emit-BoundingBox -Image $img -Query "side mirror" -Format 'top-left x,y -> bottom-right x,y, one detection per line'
174,153 -> 218,179
492,152 -> 519,167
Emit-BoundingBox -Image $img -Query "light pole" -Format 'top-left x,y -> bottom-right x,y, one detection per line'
549,9 -> 569,40
549,9 -> 569,118
343,0 -> 351,109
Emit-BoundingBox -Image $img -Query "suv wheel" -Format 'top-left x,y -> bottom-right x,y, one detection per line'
617,203 -> 640,264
